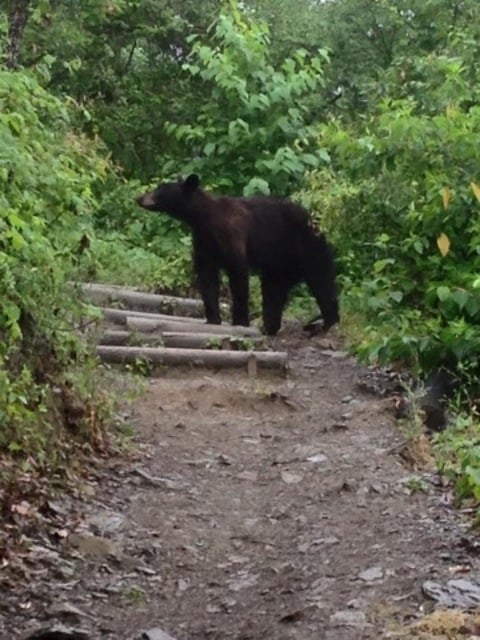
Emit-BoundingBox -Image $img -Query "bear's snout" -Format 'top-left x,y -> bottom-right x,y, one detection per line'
136,192 -> 156,209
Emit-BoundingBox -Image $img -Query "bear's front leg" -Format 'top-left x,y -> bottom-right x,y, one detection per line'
194,247 -> 221,324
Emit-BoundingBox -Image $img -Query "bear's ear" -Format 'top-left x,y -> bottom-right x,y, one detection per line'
184,174 -> 200,193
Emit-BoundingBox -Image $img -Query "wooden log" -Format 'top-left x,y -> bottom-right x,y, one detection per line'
96,345 -> 287,371
102,307 -> 205,326
97,330 -> 163,346
161,332 -> 265,349
71,281 -> 206,317
97,329 -> 265,349
126,316 -> 262,337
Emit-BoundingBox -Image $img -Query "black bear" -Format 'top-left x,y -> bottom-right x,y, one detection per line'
136,174 -> 339,335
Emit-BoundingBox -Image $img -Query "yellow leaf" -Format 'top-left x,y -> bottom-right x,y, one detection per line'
437,233 -> 450,257
441,186 -> 451,209
471,182 -> 480,203
446,104 -> 456,118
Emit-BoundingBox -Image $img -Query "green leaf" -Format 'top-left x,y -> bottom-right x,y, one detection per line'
243,177 -> 271,196
318,149 -> 331,163
413,241 -> 424,254
203,142 -> 216,156
302,153 -> 319,167
437,286 -> 451,302
451,289 -> 469,310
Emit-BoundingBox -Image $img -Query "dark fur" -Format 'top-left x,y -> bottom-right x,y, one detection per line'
136,174 -> 339,335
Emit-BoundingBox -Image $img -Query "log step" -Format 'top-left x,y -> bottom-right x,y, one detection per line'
96,345 -> 287,372
71,281 -> 206,317
98,330 -> 266,350
101,306 -> 205,326
126,316 -> 262,337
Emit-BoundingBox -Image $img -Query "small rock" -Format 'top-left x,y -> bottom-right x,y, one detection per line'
306,453 -> 328,464
228,572 -> 259,592
279,609 -> 305,623
176,578 -> 189,594
141,629 -> 178,640
68,533 -> 120,558
79,484 -> 96,498
45,603 -> 88,623
206,604 -> 221,614
220,597 -> 237,610
331,422 -> 349,430
89,511 -> 125,537
237,470 -> 258,482
228,554 -> 249,564
281,471 -> 303,484
29,544 -> 61,562
46,500 -> 70,516
330,609 -> 367,628
138,566 -> 158,576
358,566 -> 384,582
320,349 -> 349,359
347,598 -> 365,609
423,577 -> 480,608
325,535 -> 339,545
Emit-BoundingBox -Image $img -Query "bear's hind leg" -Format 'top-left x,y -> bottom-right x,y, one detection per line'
304,272 -> 339,330
227,263 -> 250,326
302,234 -> 339,330
261,276 -> 289,335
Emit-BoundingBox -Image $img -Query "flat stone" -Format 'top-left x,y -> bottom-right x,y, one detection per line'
423,577 -> 480,609
358,566 -> 384,582
141,628 -> 178,640
330,609 -> 367,628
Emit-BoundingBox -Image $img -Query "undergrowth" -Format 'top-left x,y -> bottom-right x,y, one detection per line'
0,68 -> 140,528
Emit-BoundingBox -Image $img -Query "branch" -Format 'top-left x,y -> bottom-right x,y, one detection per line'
123,39 -> 137,74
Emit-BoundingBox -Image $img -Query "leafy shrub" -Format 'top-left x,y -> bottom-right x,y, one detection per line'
299,51 -> 480,381
162,0 -> 330,196
433,410 -> 480,504
0,68 -> 117,471
81,232 -> 194,295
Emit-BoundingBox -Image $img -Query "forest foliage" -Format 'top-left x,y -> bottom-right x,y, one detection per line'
1,0 -> 480,500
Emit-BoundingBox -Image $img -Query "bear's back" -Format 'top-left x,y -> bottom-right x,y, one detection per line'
240,196 -> 311,276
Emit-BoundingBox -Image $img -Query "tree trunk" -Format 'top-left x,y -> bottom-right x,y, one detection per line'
6,0 -> 31,70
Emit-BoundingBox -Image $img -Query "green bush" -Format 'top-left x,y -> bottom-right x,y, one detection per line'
299,52 -> 480,379
162,0 -> 330,196
0,68 -> 116,468
82,231 -> 194,294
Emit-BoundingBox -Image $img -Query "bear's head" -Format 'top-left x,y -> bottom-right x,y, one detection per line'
136,174 -> 201,222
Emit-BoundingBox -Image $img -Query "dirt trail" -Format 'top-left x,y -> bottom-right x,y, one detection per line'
6,332 -> 474,640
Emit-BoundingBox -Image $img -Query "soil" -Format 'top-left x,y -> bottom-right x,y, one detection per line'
4,330 -> 478,640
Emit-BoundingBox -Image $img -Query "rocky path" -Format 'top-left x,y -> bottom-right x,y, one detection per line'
6,333 -> 476,640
